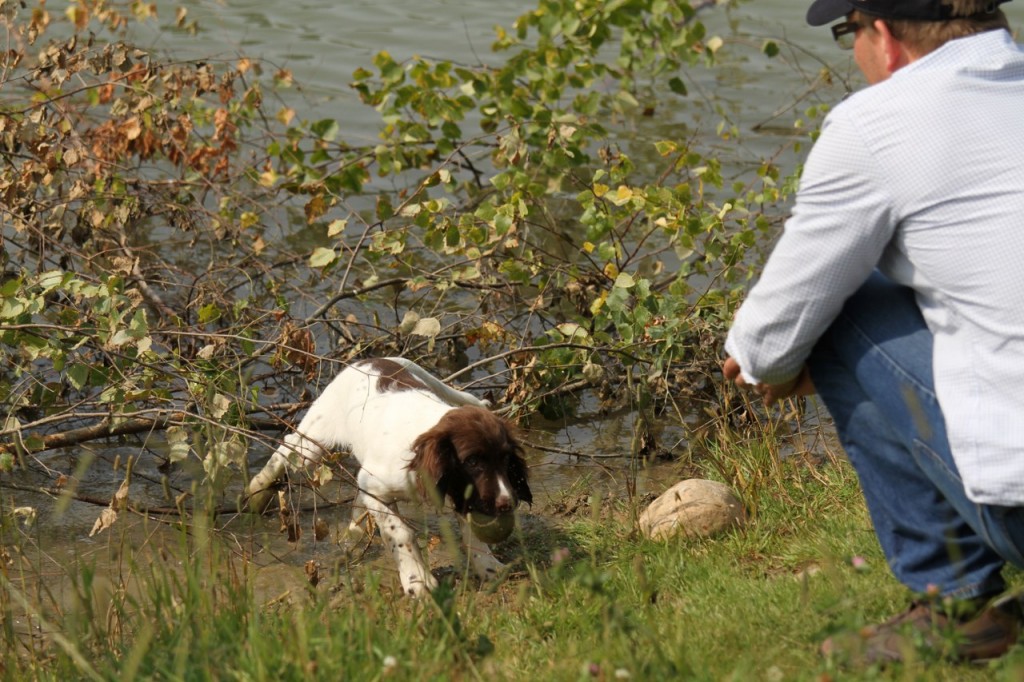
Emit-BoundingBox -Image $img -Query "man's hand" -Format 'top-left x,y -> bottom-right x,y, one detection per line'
722,356 -> 815,404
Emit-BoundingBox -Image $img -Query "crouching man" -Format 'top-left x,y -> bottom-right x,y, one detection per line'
723,0 -> 1024,666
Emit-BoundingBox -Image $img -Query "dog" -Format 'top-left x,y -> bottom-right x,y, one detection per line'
247,357 -> 532,596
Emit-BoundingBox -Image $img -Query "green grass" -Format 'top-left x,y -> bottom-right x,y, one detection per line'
3,445 -> 1024,681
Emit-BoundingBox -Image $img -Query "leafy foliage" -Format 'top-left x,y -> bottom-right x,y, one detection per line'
0,0 -> 836,504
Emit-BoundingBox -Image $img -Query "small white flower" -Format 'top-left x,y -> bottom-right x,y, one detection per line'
614,668 -> 631,679
382,655 -> 397,673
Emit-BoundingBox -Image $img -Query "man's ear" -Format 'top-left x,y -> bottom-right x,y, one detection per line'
874,19 -> 914,74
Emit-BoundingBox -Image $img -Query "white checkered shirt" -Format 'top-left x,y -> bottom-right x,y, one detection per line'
725,30 -> 1024,505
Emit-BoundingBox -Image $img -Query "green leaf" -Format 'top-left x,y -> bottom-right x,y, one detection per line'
555,323 -> 589,341
66,364 -> 91,390
308,247 -> 337,268
399,311 -> 421,335
310,118 -> 339,141
35,270 -> 66,292
614,90 -> 640,109
166,426 -> 191,463
0,298 -> 26,319
410,317 -> 441,338
128,309 -> 148,337
109,329 -> 133,348
0,276 -> 21,297
198,304 -> 222,324
606,284 -> 631,313
614,272 -> 636,289
327,219 -> 348,237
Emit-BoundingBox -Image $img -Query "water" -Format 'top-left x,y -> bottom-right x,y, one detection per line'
131,0 -> 866,151
141,0 -> 1024,153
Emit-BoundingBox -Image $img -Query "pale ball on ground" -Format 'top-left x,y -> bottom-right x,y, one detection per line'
638,479 -> 745,540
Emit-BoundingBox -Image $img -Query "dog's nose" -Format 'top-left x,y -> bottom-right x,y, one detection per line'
494,478 -> 516,513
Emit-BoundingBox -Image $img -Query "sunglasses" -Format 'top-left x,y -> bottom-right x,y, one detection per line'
831,20 -> 862,50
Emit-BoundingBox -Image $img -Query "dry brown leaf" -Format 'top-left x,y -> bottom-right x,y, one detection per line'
304,560 -> 320,587
278,491 -> 301,542
89,507 -> 118,537
313,517 -> 330,541
112,477 -> 129,511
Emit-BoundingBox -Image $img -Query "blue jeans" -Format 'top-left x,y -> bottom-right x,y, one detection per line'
807,272 -> 1024,600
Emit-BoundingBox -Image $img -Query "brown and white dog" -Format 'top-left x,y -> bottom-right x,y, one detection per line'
247,357 -> 531,596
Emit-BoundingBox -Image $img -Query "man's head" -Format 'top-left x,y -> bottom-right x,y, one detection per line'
807,0 -> 1011,81
807,0 -> 1010,26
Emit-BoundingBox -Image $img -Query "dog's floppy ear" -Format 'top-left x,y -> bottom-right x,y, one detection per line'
409,427 -> 469,511
496,419 -> 532,506
507,446 -> 533,506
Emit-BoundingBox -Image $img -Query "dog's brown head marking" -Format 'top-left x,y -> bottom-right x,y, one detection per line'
408,405 -> 532,516
362,358 -> 428,393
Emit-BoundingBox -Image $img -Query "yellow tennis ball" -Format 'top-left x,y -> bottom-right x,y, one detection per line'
467,511 -> 515,544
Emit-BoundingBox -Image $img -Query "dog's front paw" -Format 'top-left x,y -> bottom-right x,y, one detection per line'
469,551 -> 506,582
401,571 -> 439,597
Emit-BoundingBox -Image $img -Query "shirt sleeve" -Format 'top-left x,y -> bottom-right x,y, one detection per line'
724,105 -> 899,385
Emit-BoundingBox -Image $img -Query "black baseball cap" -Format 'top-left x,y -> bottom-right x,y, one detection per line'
807,0 -> 1012,26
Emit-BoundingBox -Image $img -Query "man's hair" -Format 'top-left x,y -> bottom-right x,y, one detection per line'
855,0 -> 1009,54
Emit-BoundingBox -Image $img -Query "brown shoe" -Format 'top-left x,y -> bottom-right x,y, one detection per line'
820,592 -> 1024,667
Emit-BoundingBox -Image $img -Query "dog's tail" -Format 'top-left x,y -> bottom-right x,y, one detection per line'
384,356 -> 490,408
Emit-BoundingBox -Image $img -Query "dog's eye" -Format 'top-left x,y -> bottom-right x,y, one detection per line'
463,454 -> 492,470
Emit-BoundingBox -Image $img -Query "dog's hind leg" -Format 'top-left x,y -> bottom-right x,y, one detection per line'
247,379 -> 350,511
247,423 -> 331,512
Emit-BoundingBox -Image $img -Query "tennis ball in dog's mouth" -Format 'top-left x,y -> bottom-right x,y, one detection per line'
467,511 -> 515,544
